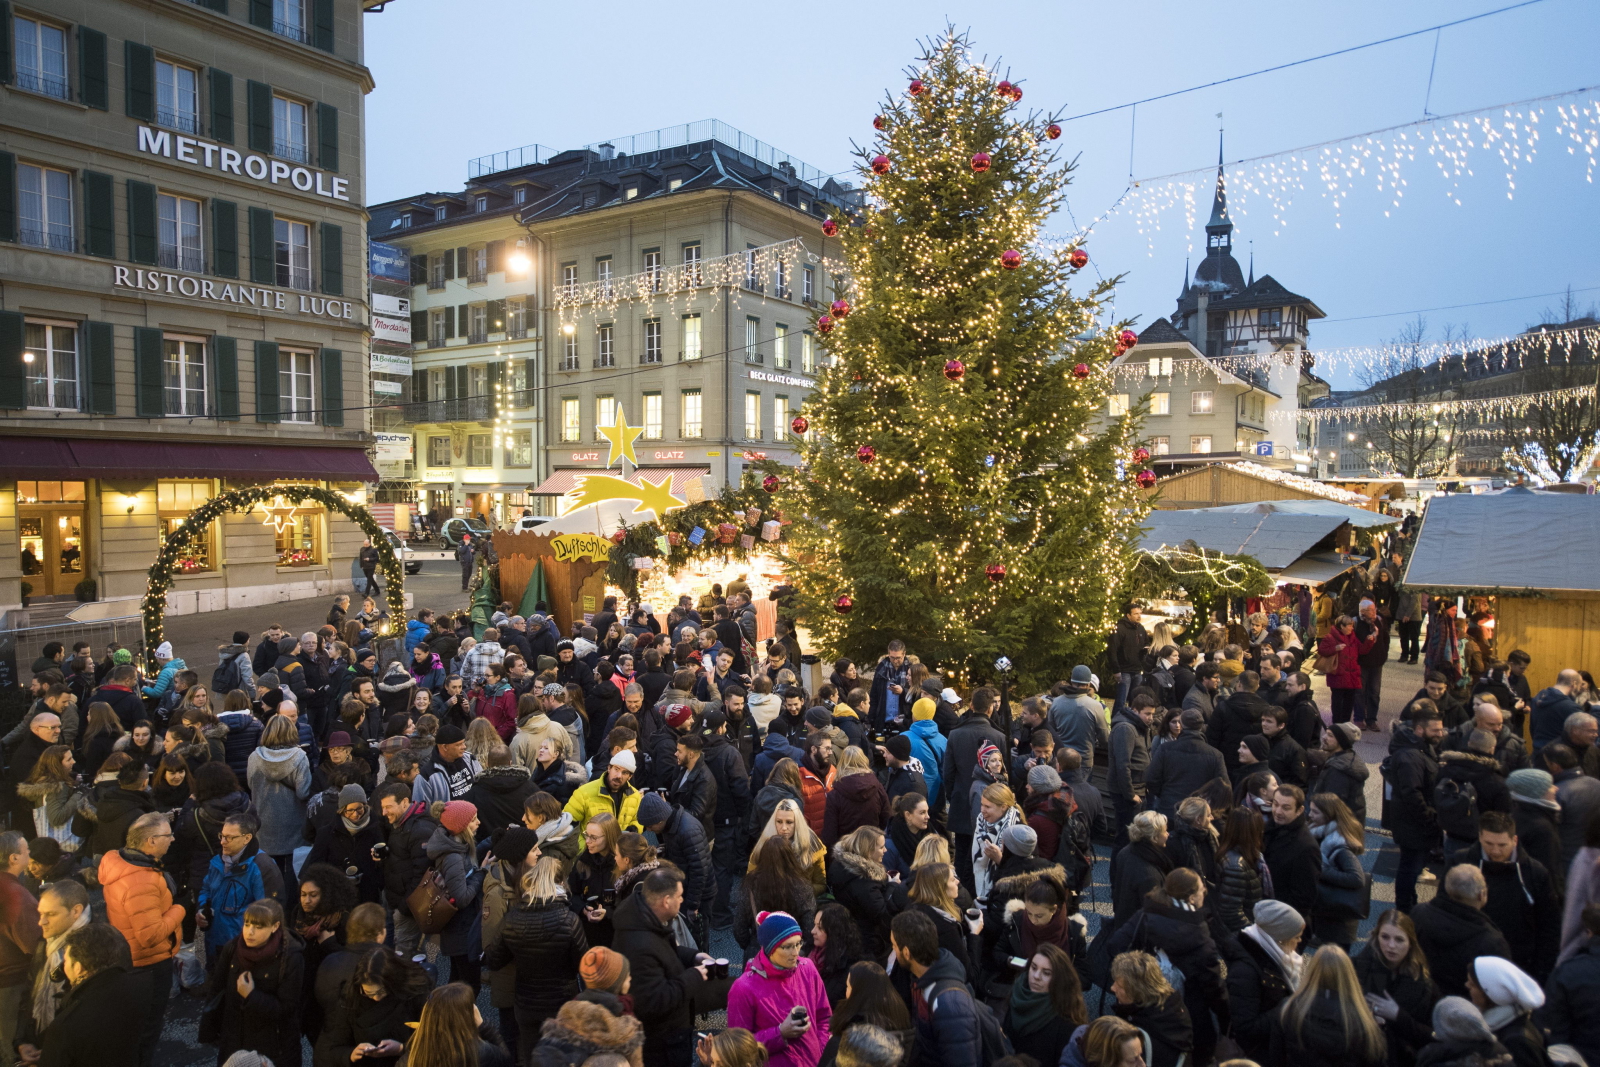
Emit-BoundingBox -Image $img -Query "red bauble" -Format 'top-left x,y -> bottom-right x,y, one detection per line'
873,114 -> 888,131
1046,123 -> 1062,140
971,152 -> 992,173
834,594 -> 854,614
1114,344 -> 1130,358
908,79 -> 925,96
1010,86 -> 1024,101
870,154 -> 892,176
831,299 -> 851,318
856,445 -> 876,464
762,474 -> 780,493
943,358 -> 966,382
996,80 -> 1013,97
817,314 -> 835,334
1000,249 -> 1023,270
821,218 -> 838,237
1072,362 -> 1090,379
790,414 -> 809,435
1135,469 -> 1157,488
610,529 -> 627,544
1068,248 -> 1089,269
1132,447 -> 1151,463
1119,329 -> 1138,347
985,563 -> 1007,583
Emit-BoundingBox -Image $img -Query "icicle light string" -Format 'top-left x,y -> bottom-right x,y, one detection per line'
1285,383 -> 1597,427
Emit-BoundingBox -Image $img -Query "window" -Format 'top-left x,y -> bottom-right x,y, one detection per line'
18,164 -> 73,252
668,178 -> 682,192
427,436 -> 451,466
744,246 -> 758,289
643,249 -> 661,292
514,187 -> 528,204
1147,356 -> 1173,378
561,263 -> 577,298
467,247 -> 487,284
466,434 -> 492,466
1191,390 -> 1214,414
681,389 -> 703,438
1258,307 -> 1283,329
744,391 -> 762,440
1149,436 -> 1170,456
1107,394 -> 1130,417
278,349 -> 314,423
467,304 -> 487,343
504,431 -> 532,468
774,395 -> 789,441
429,308 -> 448,347
802,332 -> 815,374
682,243 -> 701,285
506,298 -> 527,339
643,318 -> 662,364
430,253 -> 447,289
745,317 -> 761,363
155,61 -> 200,133
427,368 -> 448,401
159,481 -> 214,571
642,393 -> 662,439
24,321 -> 77,410
595,396 -> 616,439
13,17 -> 67,99
506,359 -> 528,401
158,194 -> 203,272
1149,392 -> 1170,416
272,95 -> 309,163
561,330 -> 577,368
774,259 -> 788,298
163,337 -> 207,415
475,195 -> 488,213
595,324 -> 614,368
803,266 -> 815,304
773,324 -> 789,369
274,217 -> 311,290
560,398 -> 580,442
682,314 -> 702,361
1190,435 -> 1213,454
272,0 -> 308,41
434,205 -> 446,222
596,256 -> 613,297
275,511 -> 319,564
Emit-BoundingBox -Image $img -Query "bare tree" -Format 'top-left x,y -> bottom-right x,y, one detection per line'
1355,316 -> 1462,477
1498,292 -> 1600,482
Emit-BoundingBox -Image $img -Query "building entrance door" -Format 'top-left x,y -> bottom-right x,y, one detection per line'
16,481 -> 89,598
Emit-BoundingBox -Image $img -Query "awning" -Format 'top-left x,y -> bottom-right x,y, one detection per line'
530,467 -> 710,496
0,436 -> 379,481
1277,551 -> 1371,585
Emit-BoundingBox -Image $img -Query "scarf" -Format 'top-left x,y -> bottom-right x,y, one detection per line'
32,908 -> 89,1029
887,815 -> 929,869
296,910 -> 343,943
1244,923 -> 1303,987
342,809 -> 371,834
1311,821 -> 1351,865
1007,972 -> 1058,1036
234,928 -> 283,968
972,805 -> 1021,903
1018,904 -> 1069,958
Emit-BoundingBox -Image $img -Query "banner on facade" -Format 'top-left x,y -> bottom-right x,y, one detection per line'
372,293 -> 410,317
371,351 -> 412,375
370,242 -> 411,283
374,433 -> 412,460
372,379 -> 404,395
372,316 -> 412,346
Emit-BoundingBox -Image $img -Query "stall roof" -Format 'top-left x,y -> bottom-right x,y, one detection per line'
1404,487 -> 1600,593
1204,499 -> 1399,529
1137,509 -> 1344,571
1278,551 -> 1371,585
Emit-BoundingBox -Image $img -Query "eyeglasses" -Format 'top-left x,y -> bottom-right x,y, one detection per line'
218,834 -> 248,843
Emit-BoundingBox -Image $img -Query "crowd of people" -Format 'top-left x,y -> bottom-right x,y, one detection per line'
5,574 -> 1600,1067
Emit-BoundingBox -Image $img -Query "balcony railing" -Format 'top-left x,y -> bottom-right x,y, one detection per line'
407,397 -> 492,423
745,351 -> 764,365
158,248 -> 204,272
467,270 -> 487,284
15,70 -> 69,100
274,139 -> 311,164
272,17 -> 310,42
429,277 -> 445,291
774,286 -> 792,301
428,337 -> 447,349
157,107 -> 202,134
593,355 -> 615,369
640,351 -> 662,365
506,326 -> 529,340
467,330 -> 487,345
558,357 -> 580,372
19,229 -> 74,252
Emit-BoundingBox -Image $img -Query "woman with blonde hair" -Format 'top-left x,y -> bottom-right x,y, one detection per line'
396,982 -> 513,1067
1268,944 -> 1385,1067
697,1027 -> 768,1067
19,745 -> 84,849
972,779 -> 1022,903
1065,1016 -> 1146,1067
464,717 -> 500,764
1108,950 -> 1192,1067
483,855 -> 587,1063
822,745 -> 890,849
907,862 -> 979,985
911,834 -> 951,871
749,798 -> 827,892
1307,792 -> 1369,949
827,825 -> 906,956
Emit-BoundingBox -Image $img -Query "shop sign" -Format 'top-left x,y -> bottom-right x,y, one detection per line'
652,450 -> 685,460
569,451 -> 601,462
369,243 -> 411,283
550,533 -> 615,563
748,369 -> 812,388
374,433 -> 412,461
372,294 -> 411,317
371,351 -> 411,374
135,126 -> 351,200
371,315 -> 412,344
112,266 -> 355,319
372,379 -> 404,394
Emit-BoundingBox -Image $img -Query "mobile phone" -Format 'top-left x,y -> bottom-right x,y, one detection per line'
789,1007 -> 808,1025
1009,956 -> 1028,969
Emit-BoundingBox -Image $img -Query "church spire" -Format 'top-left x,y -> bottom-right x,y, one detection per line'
1248,241 -> 1254,286
1180,257 -> 1190,297
1205,130 -> 1231,236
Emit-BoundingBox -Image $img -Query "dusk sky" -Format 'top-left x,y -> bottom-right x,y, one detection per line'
364,0 -> 1600,388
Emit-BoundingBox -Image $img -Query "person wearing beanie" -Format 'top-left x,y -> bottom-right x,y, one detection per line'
411,722 -> 483,807
1227,899 -> 1305,1061
1420,996 -> 1515,1067
1018,761 -> 1077,867
904,699 -> 946,810
1144,706 -> 1227,819
482,853 -> 589,1064
880,734 -> 928,805
214,630 -> 256,697
727,910 -> 833,1067
1238,732 -> 1271,768
637,788 -> 716,943
1466,955 -> 1547,1066
1000,824 -> 1038,858
562,750 -> 644,834
1507,768 -> 1564,889
112,647 -> 134,666
426,799 -> 484,995
1312,720 -> 1370,825
314,729 -> 376,798
911,697 -> 936,722
579,945 -> 630,994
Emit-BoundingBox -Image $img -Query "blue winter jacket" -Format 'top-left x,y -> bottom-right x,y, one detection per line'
198,843 -> 267,948
142,657 -> 187,698
405,618 -> 431,656
218,710 -> 263,780
750,732 -> 806,795
905,719 -> 947,806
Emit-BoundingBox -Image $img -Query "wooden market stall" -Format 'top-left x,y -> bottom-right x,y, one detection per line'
1143,460 -> 1378,511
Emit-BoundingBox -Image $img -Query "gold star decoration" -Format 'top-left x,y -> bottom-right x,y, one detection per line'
258,499 -> 299,533
561,473 -> 688,525
596,408 -> 643,468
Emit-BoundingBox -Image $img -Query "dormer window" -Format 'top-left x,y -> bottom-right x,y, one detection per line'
668,178 -> 683,192
514,187 -> 528,204
475,195 -> 488,212
1209,233 -> 1228,248
434,206 -> 446,222
625,187 -> 638,200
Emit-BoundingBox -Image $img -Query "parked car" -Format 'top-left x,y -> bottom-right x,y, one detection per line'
441,516 -> 491,547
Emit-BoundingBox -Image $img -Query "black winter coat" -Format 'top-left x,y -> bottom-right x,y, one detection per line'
466,766 -> 540,837
313,986 -> 427,1067
1144,732 -> 1227,817
941,712 -> 1008,834
1113,990 -> 1191,1067
1208,690 -> 1271,781
1262,813 -> 1321,919
1215,850 -> 1264,932
1225,929 -> 1295,1062
483,898 -> 589,1027
1410,893 -> 1513,998
85,787 -> 155,856
306,815 -> 385,904
1539,937 -> 1600,1067
1510,800 -> 1562,893
1281,688 -> 1325,752
1164,821 -> 1219,890
380,806 -> 438,911
1109,840 -> 1173,929
1313,749 -> 1369,826
1382,722 -> 1441,850
1107,618 -> 1151,675
699,732 -> 750,829
1265,730 -> 1310,788
610,885 -> 732,1061
171,789 -> 253,893
1267,989 -> 1386,1067
1108,896 -> 1229,1033
208,933 -> 307,1067
657,806 -> 715,915
826,844 -> 908,956
666,758 -> 718,840
822,771 -> 891,847
1436,751 -> 1512,838
1352,946 -> 1439,1067
1461,843 -> 1561,982
36,965 -> 147,1067
566,850 -> 617,947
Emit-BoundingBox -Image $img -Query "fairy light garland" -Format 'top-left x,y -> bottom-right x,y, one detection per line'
1289,384 -> 1597,428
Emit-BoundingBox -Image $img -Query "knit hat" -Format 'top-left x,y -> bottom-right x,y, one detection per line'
155,641 -> 174,660
439,800 -> 477,834
1217,659 -> 1244,682
580,946 -> 628,992
609,750 -> 637,773
541,682 -> 566,698
976,741 -> 1002,767
664,704 -> 694,730
327,731 -> 354,749
492,826 -> 540,870
1471,956 -> 1545,1013
1069,665 -> 1094,691
436,723 -> 466,745
885,735 -> 912,761
912,698 -> 937,721
1508,768 -> 1554,801
112,649 -> 134,665
637,792 -> 672,827
277,636 -> 298,655
337,784 -> 367,809
1252,900 -> 1304,941
804,706 -> 834,730
757,910 -> 803,957
257,671 -> 280,690
1028,764 -> 1063,795
1330,722 -> 1361,750
355,647 -> 377,663
1241,735 -> 1270,763
1001,824 -> 1038,857
233,631 -> 251,645
1432,996 -> 1494,1044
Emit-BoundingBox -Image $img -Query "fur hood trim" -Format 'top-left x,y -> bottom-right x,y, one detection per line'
1439,749 -> 1502,772
992,862 -> 1068,901
831,842 -> 888,883
539,999 -> 645,1059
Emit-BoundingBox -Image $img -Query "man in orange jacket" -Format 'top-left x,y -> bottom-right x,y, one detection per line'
99,812 -> 185,1067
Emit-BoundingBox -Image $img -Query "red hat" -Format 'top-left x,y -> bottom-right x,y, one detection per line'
664,704 -> 694,729
440,800 -> 477,834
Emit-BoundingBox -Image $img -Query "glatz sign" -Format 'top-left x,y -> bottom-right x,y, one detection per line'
136,127 -> 351,202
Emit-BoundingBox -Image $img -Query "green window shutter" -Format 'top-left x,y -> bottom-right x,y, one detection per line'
409,254 -> 427,285
82,172 -> 114,258
126,180 -> 157,265
212,199 -> 238,277
442,305 -> 454,340
488,361 -> 504,416
213,335 -> 239,419
124,41 -> 154,121
0,311 -> 24,410
78,28 -> 108,110
246,80 -> 273,154
486,240 -> 503,273
411,310 -> 427,342
254,340 -> 280,422
132,326 -> 164,417
0,2 -> 12,85
487,298 -> 505,332
320,348 -> 343,426
0,151 -> 12,242
248,0 -> 272,29
311,0 -> 334,52
523,358 -> 536,398
457,247 -> 468,274
316,102 -> 339,171
320,222 -> 342,296
443,365 -> 457,401
83,321 -> 115,415
411,368 -> 426,404
247,206 -> 275,283
204,0 -> 227,11
208,69 -> 234,144
442,248 -> 454,281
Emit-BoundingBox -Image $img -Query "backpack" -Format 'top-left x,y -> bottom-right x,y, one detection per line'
303,786 -> 338,841
927,979 -> 1013,1067
1052,805 -> 1095,894
211,654 -> 243,697
1434,774 -> 1480,841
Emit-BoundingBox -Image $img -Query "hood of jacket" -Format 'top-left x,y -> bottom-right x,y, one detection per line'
907,719 -> 944,743
425,824 -> 471,862
217,643 -> 248,657
761,731 -> 795,754
992,862 -> 1068,903
377,665 -> 416,694
91,787 -> 154,823
518,712 -> 554,733
832,771 -> 883,803
1439,750 -> 1503,779
252,745 -> 307,780
198,790 -> 253,824
1322,748 -> 1369,783
474,765 -> 532,793
611,882 -> 670,939
16,779 -> 75,805
1389,720 -> 1434,756
831,842 -> 887,883
913,948 -> 968,992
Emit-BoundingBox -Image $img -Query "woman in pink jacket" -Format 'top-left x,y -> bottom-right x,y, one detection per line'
1317,614 -> 1374,727
727,911 -> 833,1067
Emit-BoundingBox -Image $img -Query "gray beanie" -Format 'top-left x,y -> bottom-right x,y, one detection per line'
1432,996 -> 1494,1044
1330,722 -> 1361,749
637,791 -> 672,828
1000,824 -> 1038,857
1252,899 -> 1304,941
337,783 -> 367,809
1507,768 -> 1553,801
256,671 -> 280,690
1027,764 -> 1063,795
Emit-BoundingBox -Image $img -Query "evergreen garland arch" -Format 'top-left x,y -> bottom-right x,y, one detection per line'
141,484 -> 406,669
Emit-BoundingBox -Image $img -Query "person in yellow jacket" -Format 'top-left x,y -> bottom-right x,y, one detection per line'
563,750 -> 644,833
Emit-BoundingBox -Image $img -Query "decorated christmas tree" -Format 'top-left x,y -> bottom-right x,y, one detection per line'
775,30 -> 1153,690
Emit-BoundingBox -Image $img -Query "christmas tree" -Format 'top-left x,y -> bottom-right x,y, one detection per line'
776,30 -> 1152,690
